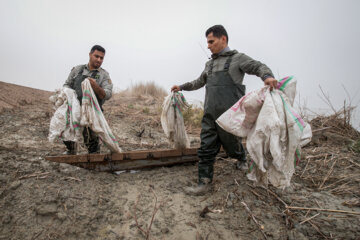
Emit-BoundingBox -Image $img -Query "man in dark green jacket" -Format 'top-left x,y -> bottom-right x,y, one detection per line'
171,25 -> 277,195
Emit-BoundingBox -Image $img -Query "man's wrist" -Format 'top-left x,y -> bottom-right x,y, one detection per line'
262,74 -> 274,81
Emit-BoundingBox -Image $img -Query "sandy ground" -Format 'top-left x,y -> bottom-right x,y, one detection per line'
0,82 -> 359,240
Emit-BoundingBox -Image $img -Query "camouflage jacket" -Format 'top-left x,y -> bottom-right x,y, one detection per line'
64,64 -> 113,101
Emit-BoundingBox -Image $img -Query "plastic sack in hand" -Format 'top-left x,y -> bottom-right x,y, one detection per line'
217,76 -> 312,189
48,88 -> 82,142
216,88 -> 267,137
161,92 -> 190,149
80,79 -> 121,153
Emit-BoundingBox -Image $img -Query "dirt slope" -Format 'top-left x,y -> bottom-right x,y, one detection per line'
0,81 -> 52,112
0,83 -> 359,240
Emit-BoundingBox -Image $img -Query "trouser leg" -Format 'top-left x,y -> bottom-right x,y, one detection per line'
197,115 -> 221,183
198,158 -> 215,184
216,123 -> 246,162
63,141 -> 75,152
83,127 -> 100,153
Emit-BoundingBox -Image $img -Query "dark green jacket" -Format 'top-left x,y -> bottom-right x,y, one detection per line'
180,50 -> 273,91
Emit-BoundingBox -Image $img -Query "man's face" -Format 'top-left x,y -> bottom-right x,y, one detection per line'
89,50 -> 105,69
207,32 -> 227,54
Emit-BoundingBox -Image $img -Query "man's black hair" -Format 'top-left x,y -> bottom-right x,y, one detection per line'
90,45 -> 106,54
205,25 -> 229,43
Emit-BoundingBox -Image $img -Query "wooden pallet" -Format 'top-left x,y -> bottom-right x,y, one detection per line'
45,148 -> 200,172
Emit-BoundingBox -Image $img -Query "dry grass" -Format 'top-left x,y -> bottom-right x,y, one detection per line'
115,81 -> 167,100
295,108 -> 360,201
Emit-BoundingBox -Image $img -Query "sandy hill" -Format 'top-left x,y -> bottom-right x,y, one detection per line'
0,81 -> 53,112
0,82 -> 359,240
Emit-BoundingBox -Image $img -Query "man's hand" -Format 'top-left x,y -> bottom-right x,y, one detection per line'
171,85 -> 181,92
264,77 -> 278,91
88,78 -> 98,88
88,78 -> 106,99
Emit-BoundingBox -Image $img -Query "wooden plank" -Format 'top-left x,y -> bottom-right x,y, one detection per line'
122,151 -> 149,160
110,153 -> 123,161
46,154 -> 89,163
90,154 -> 108,162
182,148 -> 198,155
46,147 -> 199,163
46,154 -> 108,163
44,147 -> 205,172
74,155 -> 199,172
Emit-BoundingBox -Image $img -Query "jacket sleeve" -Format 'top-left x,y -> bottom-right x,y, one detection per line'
238,53 -> 274,81
63,67 -> 77,88
100,71 -> 113,100
180,65 -> 207,91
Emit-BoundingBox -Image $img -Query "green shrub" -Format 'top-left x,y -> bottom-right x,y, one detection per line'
183,105 -> 203,128
143,107 -> 150,114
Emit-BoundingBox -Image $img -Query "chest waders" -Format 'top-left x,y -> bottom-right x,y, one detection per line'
63,66 -> 102,154
197,54 -> 246,184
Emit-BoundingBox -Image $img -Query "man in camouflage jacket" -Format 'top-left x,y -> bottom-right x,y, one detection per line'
63,45 -> 113,154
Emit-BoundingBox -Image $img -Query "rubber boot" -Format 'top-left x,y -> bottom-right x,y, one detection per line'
83,127 -> 100,154
184,178 -> 213,196
63,141 -> 76,155
236,160 -> 249,170
184,162 -> 214,196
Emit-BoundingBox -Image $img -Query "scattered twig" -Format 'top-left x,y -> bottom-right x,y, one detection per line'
321,174 -> 360,190
343,158 -> 360,168
185,222 -> 196,228
136,128 -> 145,138
19,172 -> 50,180
300,158 -> 311,178
308,220 -> 329,239
318,157 -> 337,189
63,177 -> 82,182
286,206 -> 360,215
199,205 -> 224,218
260,186 -> 288,208
318,85 -> 337,113
133,187 -> 167,239
300,213 -> 320,225
234,193 -> 268,240
234,178 -> 240,187
147,188 -> 160,239
249,189 -> 262,198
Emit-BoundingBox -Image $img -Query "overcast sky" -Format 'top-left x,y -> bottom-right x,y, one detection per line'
1,0 -> 360,128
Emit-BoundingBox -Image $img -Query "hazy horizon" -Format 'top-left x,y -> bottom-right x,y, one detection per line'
1,0 -> 359,128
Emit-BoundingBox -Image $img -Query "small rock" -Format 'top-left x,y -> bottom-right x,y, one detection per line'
229,192 -> 235,201
35,204 -> 58,216
56,212 -> 67,221
226,199 -> 233,208
2,214 -> 13,224
9,181 -> 21,191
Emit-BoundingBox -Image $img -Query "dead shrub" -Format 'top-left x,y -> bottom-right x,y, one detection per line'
116,81 -> 167,100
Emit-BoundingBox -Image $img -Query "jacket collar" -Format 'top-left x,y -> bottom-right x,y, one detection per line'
211,49 -> 237,59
